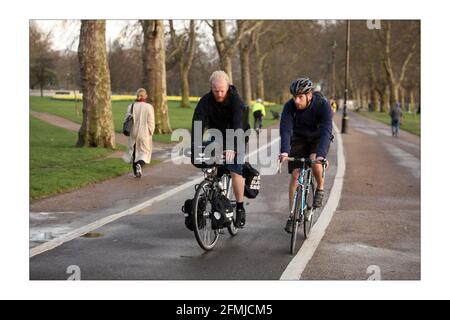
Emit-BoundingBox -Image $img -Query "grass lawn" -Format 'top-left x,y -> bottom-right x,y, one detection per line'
357,110 -> 420,136
30,116 -> 159,200
30,96 -> 283,143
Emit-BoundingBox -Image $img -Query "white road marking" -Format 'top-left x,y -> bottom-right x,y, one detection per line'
30,137 -> 280,258
382,142 -> 420,178
280,122 -> 346,280
354,127 -> 378,136
396,139 -> 420,151
30,175 -> 203,258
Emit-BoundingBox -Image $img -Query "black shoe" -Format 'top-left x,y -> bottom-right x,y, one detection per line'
235,207 -> 246,228
313,189 -> 325,208
135,163 -> 142,178
284,217 -> 294,234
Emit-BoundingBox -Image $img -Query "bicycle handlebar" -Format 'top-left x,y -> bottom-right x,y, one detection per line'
277,157 -> 328,176
284,157 -> 327,165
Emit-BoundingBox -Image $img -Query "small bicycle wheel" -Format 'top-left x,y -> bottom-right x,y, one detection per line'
193,180 -> 219,251
290,186 -> 302,255
304,181 -> 316,239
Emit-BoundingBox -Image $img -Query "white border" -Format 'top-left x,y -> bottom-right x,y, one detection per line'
0,0 -> 448,300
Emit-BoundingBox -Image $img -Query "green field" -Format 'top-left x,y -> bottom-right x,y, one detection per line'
358,110 -> 420,136
29,96 -> 283,144
30,116 -> 159,200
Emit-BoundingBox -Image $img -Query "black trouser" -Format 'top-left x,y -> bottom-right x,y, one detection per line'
253,111 -> 263,130
132,144 -> 145,174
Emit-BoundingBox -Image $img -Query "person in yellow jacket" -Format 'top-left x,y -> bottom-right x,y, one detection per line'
329,97 -> 337,114
252,98 -> 266,132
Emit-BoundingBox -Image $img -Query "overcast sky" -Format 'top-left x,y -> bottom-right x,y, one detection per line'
34,20 -> 145,51
34,20 -> 213,52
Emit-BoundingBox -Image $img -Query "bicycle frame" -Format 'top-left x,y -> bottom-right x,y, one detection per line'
291,164 -> 312,220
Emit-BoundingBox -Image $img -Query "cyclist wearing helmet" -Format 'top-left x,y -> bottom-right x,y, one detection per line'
251,98 -> 266,132
279,77 -> 333,233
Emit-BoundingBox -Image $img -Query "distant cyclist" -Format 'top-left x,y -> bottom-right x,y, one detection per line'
252,98 -> 266,132
279,77 -> 333,233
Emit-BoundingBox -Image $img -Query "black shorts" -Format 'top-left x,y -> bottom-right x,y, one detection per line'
288,138 -> 321,174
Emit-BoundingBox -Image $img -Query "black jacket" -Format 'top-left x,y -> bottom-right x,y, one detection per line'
192,85 -> 248,152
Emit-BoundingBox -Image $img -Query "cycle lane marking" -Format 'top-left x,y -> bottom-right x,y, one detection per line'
280,121 -> 345,280
30,136 -> 280,258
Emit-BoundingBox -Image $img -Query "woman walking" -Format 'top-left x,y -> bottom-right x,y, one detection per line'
123,88 -> 155,178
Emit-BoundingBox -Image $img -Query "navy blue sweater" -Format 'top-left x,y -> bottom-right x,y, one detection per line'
280,93 -> 333,158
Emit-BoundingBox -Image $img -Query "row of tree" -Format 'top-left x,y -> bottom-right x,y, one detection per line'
30,20 -> 420,149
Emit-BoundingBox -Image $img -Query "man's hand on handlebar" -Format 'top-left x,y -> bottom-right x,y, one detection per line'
224,150 -> 236,163
279,152 -> 289,163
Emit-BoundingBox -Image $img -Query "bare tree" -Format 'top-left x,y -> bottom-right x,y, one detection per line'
141,20 -> 172,134
208,20 -> 261,83
378,21 -> 419,108
29,21 -> 58,96
238,21 -> 262,107
168,20 -> 197,108
108,39 -> 142,93
77,20 -> 116,148
254,22 -> 287,101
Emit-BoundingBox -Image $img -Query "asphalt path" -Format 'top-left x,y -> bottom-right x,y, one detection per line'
30,126 -> 338,280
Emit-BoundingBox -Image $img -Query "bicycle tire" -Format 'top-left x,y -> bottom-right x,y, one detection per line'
290,186 -> 302,254
193,180 -> 219,251
303,181 -> 315,239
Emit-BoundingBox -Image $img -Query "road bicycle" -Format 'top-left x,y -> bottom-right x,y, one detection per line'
279,157 -> 327,254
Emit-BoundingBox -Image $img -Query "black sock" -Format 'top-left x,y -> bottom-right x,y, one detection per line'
236,202 -> 244,210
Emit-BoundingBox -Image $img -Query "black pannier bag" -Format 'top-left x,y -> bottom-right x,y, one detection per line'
182,197 -> 206,231
210,194 -> 234,230
243,163 -> 260,199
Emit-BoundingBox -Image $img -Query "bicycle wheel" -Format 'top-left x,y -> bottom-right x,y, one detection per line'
303,181 -> 315,239
290,186 -> 302,255
193,180 -> 219,251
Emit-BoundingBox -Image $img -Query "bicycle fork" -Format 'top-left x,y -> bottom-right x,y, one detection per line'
291,170 -> 307,221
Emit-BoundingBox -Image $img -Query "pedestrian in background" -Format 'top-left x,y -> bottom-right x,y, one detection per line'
122,88 -> 155,178
389,102 -> 403,137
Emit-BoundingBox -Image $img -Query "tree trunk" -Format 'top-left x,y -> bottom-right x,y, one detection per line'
355,87 -> 362,110
370,87 -> 380,112
255,34 -> 266,101
77,20 -> 115,148
220,55 -> 233,83
240,45 -> 252,107
180,65 -> 191,109
400,85 -> 406,112
362,87 -> 368,110
370,66 -> 380,112
409,90 -> 415,113
141,20 -> 172,134
381,85 -> 390,113
169,20 -> 196,109
389,82 -> 399,107
256,57 -> 265,101
238,20 -> 257,108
